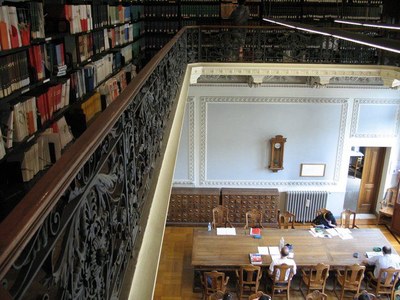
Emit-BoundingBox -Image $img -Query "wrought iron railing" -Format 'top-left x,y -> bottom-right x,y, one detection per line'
0,26 -> 395,299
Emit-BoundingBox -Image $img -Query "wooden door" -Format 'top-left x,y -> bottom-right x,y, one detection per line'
390,178 -> 400,235
357,147 -> 386,213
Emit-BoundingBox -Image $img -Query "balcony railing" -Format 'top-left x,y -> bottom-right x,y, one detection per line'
0,26 -> 396,299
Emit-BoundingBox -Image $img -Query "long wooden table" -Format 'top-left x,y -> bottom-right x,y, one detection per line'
192,228 -> 395,269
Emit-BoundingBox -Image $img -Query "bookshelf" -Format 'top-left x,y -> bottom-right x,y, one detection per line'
0,0 -> 145,220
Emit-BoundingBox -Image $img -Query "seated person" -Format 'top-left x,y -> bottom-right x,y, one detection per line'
268,246 -> 297,281
362,245 -> 400,281
312,210 -> 337,228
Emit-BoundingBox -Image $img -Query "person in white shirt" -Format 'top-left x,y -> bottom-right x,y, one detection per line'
268,246 -> 297,281
362,245 -> 400,280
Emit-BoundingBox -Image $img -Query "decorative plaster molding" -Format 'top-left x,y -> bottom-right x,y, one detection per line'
189,63 -> 400,87
173,97 -> 195,184
351,99 -> 400,138
198,179 -> 338,187
199,96 -> 348,186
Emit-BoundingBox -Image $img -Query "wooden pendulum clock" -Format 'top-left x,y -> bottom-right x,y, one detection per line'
269,135 -> 286,172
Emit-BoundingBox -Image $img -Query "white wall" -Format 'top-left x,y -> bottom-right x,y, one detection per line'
173,83 -> 400,216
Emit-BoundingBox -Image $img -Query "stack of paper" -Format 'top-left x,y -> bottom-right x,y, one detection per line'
216,228 -> 236,235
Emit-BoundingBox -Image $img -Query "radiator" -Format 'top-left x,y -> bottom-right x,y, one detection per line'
286,191 -> 328,222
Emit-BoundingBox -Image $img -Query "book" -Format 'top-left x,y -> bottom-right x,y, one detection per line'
250,227 -> 261,236
366,251 -> 383,258
249,253 -> 262,265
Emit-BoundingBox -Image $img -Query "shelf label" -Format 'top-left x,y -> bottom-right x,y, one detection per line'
21,88 -> 29,94
27,135 -> 35,143
45,37 -> 52,42
43,78 -> 50,83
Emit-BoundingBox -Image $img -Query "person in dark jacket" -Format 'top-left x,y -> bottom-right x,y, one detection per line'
312,211 -> 337,228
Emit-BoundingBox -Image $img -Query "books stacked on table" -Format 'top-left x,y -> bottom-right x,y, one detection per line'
249,253 -> 262,265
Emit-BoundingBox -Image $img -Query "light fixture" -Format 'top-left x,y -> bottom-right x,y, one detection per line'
334,19 -> 400,31
263,18 -> 400,54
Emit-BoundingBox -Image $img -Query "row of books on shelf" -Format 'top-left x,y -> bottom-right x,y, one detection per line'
45,4 -> 144,36
144,6 -> 179,18
181,6 -> 220,18
20,117 -> 73,182
145,21 -> 180,34
0,52 -> 30,99
0,80 -> 71,152
0,5 -> 31,51
145,36 -> 173,49
0,62 -> 136,181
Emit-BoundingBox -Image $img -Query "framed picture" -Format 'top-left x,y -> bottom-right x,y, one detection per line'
300,163 -> 326,177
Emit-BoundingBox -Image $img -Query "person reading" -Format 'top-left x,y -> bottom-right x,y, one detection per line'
268,246 -> 297,281
362,245 -> 400,280
312,210 -> 337,228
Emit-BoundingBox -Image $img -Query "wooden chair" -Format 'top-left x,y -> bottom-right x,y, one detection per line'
208,291 -> 225,300
244,209 -> 264,229
377,187 -> 397,225
366,267 -> 400,299
306,290 -> 328,300
248,291 -> 272,299
212,205 -> 233,229
353,290 -> 377,299
278,211 -> 296,229
236,265 -> 262,299
333,264 -> 366,300
340,209 -> 358,229
299,263 -> 330,297
201,270 -> 230,300
269,263 -> 295,299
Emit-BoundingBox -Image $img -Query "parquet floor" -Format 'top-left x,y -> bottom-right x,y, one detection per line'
153,225 -> 400,300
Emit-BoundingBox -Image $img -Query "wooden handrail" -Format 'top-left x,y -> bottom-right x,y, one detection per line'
0,27 -> 187,281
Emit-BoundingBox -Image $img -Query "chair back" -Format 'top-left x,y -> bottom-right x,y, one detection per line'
244,209 -> 264,229
202,270 -> 229,297
278,211 -> 295,229
309,263 -> 330,287
382,187 -> 397,208
212,205 -> 233,228
272,263 -> 294,284
236,265 -> 261,298
248,291 -> 271,300
343,264 -> 365,289
306,290 -> 328,300
340,209 -> 357,229
374,267 -> 400,297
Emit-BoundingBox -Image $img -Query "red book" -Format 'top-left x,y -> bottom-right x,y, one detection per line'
250,228 -> 261,236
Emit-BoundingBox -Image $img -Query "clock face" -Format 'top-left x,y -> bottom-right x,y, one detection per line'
274,143 -> 281,149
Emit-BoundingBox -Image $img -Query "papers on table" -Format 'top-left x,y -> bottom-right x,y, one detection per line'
269,246 -> 280,255
216,228 -> 236,235
309,227 -> 353,240
366,251 -> 383,258
258,247 -> 269,255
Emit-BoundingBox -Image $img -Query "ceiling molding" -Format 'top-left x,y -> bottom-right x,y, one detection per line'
189,63 -> 400,88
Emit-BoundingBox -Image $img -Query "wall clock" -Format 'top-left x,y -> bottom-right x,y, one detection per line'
269,135 -> 286,172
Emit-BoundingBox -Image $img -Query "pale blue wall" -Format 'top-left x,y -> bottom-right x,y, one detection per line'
173,84 -> 400,215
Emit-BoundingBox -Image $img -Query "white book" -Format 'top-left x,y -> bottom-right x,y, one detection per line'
216,228 -> 236,235
13,102 -> 28,142
0,128 -> 5,159
57,117 -> 73,149
86,5 -> 92,31
258,247 -> 269,255
0,6 -> 11,50
8,6 -> 22,47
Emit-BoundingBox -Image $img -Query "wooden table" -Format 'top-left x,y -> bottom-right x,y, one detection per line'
192,228 -> 395,269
